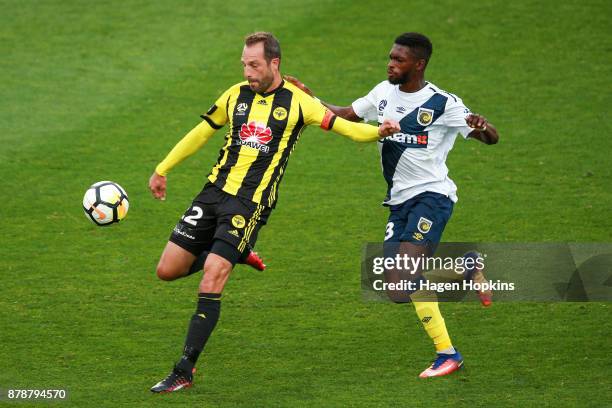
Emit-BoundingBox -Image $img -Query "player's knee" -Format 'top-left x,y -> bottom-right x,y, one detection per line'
203,264 -> 230,284
156,263 -> 179,281
200,259 -> 232,292
387,291 -> 413,304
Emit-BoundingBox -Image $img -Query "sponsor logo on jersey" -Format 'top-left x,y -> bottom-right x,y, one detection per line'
417,217 -> 433,234
378,100 -> 387,112
388,133 -> 429,148
227,229 -> 240,237
231,215 -> 246,228
239,121 -> 272,152
417,107 -> 434,126
396,106 -> 406,114
273,106 -> 288,120
257,99 -> 268,105
412,232 -> 424,241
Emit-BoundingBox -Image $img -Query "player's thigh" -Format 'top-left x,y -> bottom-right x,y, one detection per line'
402,193 -> 454,248
383,207 -> 408,243
168,189 -> 219,258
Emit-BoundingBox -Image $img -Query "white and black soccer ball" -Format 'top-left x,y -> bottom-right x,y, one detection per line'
82,181 -> 129,226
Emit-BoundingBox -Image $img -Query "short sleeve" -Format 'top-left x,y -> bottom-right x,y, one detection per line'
443,97 -> 473,139
351,81 -> 388,122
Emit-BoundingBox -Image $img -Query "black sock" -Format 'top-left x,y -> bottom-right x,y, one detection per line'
176,293 -> 222,372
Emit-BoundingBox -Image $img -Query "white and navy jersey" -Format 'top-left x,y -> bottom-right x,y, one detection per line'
352,81 -> 473,205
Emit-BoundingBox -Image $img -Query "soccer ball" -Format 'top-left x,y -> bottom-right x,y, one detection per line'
82,181 -> 129,226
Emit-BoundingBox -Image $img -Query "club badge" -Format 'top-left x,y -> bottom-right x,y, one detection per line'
417,107 -> 434,126
273,106 -> 288,120
417,217 -> 433,234
232,215 -> 246,228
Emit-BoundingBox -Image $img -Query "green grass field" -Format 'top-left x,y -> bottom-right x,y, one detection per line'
1,0 -> 611,406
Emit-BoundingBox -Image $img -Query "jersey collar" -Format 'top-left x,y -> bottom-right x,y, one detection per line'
258,79 -> 285,97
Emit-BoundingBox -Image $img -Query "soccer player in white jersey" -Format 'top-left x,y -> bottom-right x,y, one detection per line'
285,32 -> 499,378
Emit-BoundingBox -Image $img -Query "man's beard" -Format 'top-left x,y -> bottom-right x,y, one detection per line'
388,71 -> 410,85
250,73 -> 274,93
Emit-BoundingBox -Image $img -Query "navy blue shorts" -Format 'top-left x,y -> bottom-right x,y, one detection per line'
384,192 -> 454,246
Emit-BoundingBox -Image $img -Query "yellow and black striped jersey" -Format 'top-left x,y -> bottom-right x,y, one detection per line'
156,80 -> 381,208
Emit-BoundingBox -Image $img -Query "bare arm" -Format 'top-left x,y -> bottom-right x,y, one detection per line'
465,113 -> 499,145
284,75 -> 362,122
320,103 -> 361,122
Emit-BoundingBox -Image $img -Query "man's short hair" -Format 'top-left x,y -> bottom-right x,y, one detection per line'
394,32 -> 433,62
245,32 -> 281,63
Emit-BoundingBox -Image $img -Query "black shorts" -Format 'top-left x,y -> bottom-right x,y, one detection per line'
169,183 -> 271,264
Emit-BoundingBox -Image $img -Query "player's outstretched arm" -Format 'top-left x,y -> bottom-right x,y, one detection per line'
466,113 -> 499,145
322,110 -> 399,142
284,75 -> 361,122
149,121 -> 218,200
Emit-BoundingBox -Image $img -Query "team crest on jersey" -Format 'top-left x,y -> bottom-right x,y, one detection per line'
239,121 -> 272,153
417,217 -> 433,234
273,106 -> 288,121
417,107 -> 434,126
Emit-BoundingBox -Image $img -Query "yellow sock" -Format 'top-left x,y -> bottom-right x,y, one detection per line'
412,300 -> 453,352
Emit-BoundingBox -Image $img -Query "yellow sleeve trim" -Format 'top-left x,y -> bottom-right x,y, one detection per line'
329,115 -> 380,143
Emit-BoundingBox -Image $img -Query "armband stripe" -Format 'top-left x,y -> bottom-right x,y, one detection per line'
200,115 -> 223,129
206,104 -> 218,115
320,110 -> 337,131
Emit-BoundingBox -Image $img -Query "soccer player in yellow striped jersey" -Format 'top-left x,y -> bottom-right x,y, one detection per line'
148,32 -> 400,393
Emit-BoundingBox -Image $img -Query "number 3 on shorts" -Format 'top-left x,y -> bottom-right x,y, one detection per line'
384,222 -> 394,241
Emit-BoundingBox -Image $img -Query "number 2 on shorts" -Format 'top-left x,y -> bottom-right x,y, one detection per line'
182,206 -> 203,226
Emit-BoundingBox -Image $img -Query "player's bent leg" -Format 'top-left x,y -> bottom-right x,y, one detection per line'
186,245 -> 265,278
156,241 -> 197,281
151,241 -> 239,393
383,241 -> 432,303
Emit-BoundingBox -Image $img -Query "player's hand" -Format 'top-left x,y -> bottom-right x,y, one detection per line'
378,119 -> 401,137
465,113 -> 488,131
283,75 -> 313,96
149,172 -> 167,200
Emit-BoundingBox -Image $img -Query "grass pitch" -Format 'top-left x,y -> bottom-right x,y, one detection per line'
1,0 -> 610,406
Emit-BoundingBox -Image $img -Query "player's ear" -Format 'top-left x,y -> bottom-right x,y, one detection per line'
270,57 -> 280,71
416,59 -> 427,72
